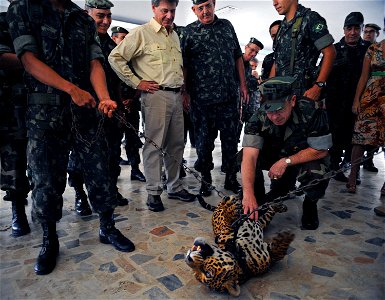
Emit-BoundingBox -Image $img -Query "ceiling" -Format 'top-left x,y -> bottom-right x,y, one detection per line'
2,0 -> 384,68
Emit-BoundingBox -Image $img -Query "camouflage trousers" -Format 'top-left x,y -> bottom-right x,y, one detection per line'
68,115 -> 123,192
253,153 -> 330,204
191,100 -> 239,174
122,109 -> 142,167
0,128 -> 29,201
27,102 -> 116,223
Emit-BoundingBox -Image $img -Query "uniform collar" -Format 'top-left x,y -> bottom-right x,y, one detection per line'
149,17 -> 174,34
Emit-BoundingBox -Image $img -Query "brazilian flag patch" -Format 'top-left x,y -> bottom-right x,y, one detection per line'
314,23 -> 324,32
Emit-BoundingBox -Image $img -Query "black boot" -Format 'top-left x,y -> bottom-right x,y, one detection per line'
11,200 -> 31,237
99,210 -> 135,252
200,172 -> 212,197
34,223 -> 59,275
74,186 -> 92,216
131,166 -> 146,182
117,192 -> 129,206
301,197 -> 319,230
224,172 -> 241,194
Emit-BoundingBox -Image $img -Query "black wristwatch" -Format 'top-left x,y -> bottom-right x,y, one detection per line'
315,81 -> 326,88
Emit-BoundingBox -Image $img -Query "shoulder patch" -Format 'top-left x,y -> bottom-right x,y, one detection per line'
313,23 -> 324,33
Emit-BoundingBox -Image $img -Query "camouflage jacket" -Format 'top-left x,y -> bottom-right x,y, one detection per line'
181,16 -> 242,105
0,12 -> 24,86
99,34 -> 121,102
7,0 -> 103,95
325,37 -> 370,112
273,4 -> 334,93
261,52 -> 274,81
243,99 -> 331,158
244,58 -> 259,92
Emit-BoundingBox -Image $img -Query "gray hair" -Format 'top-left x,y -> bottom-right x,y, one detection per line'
152,0 -> 179,7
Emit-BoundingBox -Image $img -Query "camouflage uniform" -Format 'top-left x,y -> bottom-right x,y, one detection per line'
243,99 -> 331,202
181,16 -> 241,174
242,58 -> 260,123
7,0 -> 117,223
121,82 -> 143,167
0,12 -> 30,202
68,33 -> 124,193
326,37 -> 370,170
261,52 -> 274,81
273,4 -> 334,96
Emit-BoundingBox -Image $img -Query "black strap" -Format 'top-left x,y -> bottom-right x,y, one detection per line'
289,17 -> 303,75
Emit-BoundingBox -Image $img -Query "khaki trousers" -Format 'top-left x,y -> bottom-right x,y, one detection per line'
141,90 -> 184,195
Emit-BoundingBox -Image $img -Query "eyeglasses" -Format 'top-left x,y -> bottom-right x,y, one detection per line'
364,30 -> 376,34
246,45 -> 259,54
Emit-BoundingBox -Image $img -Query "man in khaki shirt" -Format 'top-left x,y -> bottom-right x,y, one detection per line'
109,0 -> 195,212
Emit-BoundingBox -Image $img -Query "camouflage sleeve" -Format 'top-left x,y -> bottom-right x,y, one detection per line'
6,0 -> 39,58
227,20 -> 242,60
180,25 -> 190,70
0,44 -> 12,55
300,100 -> 332,150
87,18 -> 104,62
242,112 -> 264,149
307,11 -> 334,51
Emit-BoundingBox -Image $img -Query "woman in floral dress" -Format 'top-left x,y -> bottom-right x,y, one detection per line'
347,39 -> 385,195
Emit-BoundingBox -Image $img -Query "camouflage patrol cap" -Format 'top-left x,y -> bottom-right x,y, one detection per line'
259,76 -> 296,112
192,0 -> 209,5
111,26 -> 128,34
365,23 -> 381,32
249,37 -> 264,50
344,12 -> 364,27
85,0 -> 114,9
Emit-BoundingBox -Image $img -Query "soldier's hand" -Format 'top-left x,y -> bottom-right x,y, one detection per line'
122,98 -> 134,112
242,192 -> 259,220
240,83 -> 249,104
268,158 -> 288,180
137,80 -> 159,94
303,85 -> 321,101
69,85 -> 96,108
98,99 -> 117,118
182,91 -> 190,112
352,97 -> 360,115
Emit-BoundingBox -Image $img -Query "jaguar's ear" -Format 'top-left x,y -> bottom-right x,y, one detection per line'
224,280 -> 241,297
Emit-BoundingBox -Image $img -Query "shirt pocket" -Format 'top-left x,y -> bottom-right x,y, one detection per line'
146,43 -> 167,65
41,24 -> 59,63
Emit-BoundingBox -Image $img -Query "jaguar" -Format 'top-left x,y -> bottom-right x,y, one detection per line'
186,195 -> 294,296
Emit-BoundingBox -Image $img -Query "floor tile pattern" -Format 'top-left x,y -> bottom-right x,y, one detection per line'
1,141 -> 384,299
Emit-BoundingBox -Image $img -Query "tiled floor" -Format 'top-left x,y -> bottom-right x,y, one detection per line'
1,139 -> 384,299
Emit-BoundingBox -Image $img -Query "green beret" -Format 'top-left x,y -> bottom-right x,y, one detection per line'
249,37 -> 264,50
85,0 -> 114,9
192,0 -> 208,5
259,76 -> 296,112
111,26 -> 128,34
365,23 -> 381,32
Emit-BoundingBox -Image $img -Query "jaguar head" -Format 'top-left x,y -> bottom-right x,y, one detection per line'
185,237 -> 241,297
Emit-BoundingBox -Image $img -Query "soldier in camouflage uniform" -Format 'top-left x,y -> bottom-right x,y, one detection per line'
241,77 -> 331,230
110,26 -> 146,183
0,8 -> 30,237
261,20 -> 281,81
7,0 -> 135,276
326,12 -> 371,182
239,37 -> 264,138
181,0 -> 248,196
271,0 -> 335,101
67,0 -> 129,217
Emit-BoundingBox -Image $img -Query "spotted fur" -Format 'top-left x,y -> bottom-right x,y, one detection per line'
186,195 -> 294,296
